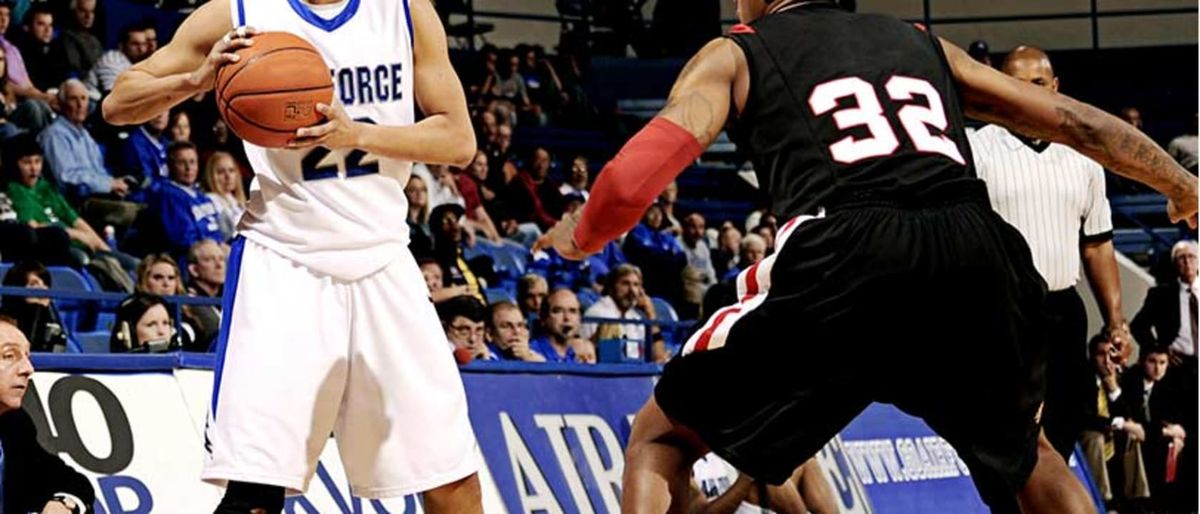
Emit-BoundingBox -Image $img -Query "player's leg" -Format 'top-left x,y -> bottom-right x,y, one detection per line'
336,251 -> 479,508
623,396 -> 709,514
213,481 -> 285,514
1017,432 -> 1094,514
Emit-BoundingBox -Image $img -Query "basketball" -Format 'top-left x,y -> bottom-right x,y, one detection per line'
214,31 -> 333,148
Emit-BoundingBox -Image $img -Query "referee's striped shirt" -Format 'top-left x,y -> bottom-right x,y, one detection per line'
969,124 -> 1114,291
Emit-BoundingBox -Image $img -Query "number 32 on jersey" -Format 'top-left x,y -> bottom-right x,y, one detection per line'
808,75 -> 966,165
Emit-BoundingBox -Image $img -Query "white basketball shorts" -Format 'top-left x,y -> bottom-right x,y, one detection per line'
202,237 -> 478,498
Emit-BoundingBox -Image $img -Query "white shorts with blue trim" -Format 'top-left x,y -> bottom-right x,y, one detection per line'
202,237 -> 478,498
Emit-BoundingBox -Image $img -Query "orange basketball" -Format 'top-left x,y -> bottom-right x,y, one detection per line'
214,32 -> 333,148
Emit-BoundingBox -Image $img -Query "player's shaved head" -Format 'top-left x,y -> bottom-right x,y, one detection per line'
1001,46 -> 1058,93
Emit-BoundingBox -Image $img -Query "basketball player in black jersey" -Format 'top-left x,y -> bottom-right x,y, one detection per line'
535,1 -> 1198,513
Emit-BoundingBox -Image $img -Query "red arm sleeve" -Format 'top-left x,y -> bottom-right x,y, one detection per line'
573,117 -> 704,253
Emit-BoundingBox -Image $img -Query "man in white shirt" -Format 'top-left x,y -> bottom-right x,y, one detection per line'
580,264 -> 667,362
87,24 -> 150,94
970,46 -> 1130,461
1133,241 -> 1198,366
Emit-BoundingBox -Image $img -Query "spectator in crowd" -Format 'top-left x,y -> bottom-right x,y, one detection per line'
0,45 -> 26,140
520,147 -> 564,223
1120,347 -> 1189,512
1168,115 -> 1198,174
420,258 -> 469,304
581,264 -> 668,363
116,110 -> 169,186
713,223 -> 741,279
60,0 -> 101,79
486,302 -> 545,362
1079,334 -> 1149,511
142,24 -> 158,53
5,133 -> 139,283
516,273 -> 548,321
201,151 -> 245,241
186,238 -> 225,298
40,78 -> 139,228
452,150 -> 502,242
678,212 -> 716,319
0,1 -> 54,133
437,295 -> 492,361
968,39 -> 992,66
753,223 -> 776,254
723,232 -> 766,282
17,5 -> 68,93
0,189 -> 73,266
0,315 -> 95,512
519,45 -> 562,123
411,162 -> 464,213
149,141 -> 224,258
167,109 -> 191,143
475,109 -> 500,148
468,45 -> 500,107
658,181 -> 682,235
0,261 -> 67,352
88,24 -> 149,94
623,203 -> 686,304
486,121 -> 516,182
134,253 -> 201,349
429,203 -> 486,303
1133,240 -> 1198,365
405,174 -> 435,258
109,292 -> 178,353
488,50 -> 531,125
1120,106 -> 1144,131
530,288 -> 595,363
558,155 -> 590,200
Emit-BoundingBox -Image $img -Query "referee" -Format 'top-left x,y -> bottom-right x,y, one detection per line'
970,46 -> 1131,462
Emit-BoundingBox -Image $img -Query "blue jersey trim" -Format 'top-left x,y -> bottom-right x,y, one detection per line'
287,0 -> 361,32
402,0 -> 413,46
236,0 -> 245,26
209,236 -> 246,417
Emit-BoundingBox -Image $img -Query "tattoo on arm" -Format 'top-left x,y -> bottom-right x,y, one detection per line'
661,90 -> 719,144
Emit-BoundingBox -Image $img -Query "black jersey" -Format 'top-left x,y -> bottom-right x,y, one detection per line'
727,2 -> 977,218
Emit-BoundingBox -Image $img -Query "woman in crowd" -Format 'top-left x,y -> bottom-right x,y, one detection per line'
109,292 -> 179,353
0,261 -> 68,352
202,151 -> 246,241
406,174 -> 434,258
167,109 -> 191,143
134,254 -> 204,350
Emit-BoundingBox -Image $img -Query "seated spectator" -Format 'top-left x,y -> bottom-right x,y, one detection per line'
40,79 -> 141,230
420,258 -> 469,304
168,109 -> 191,143
486,302 -> 545,362
411,162 -> 464,213
60,0 -> 101,79
1119,106 -> 1144,131
530,288 -> 594,363
580,264 -> 668,363
0,261 -> 68,352
429,203 -> 486,303
1132,240 -> 1197,363
1080,334 -> 1150,510
519,45 -> 563,122
133,253 -> 200,349
0,316 -> 95,511
16,5 -> 68,94
519,147 -> 564,224
485,120 -> 516,182
558,155 -> 590,200
109,292 -> 179,353
0,46 -> 27,141
622,204 -> 686,303
1120,347 -> 1189,512
201,151 -> 245,241
437,295 -> 492,361
148,141 -> 224,258
116,110 -> 169,187
0,189 -> 73,266
482,146 -> 544,246
0,1 -> 54,133
186,239 -> 225,298
406,174 -> 433,258
516,273 -> 548,322
658,181 -> 682,235
88,24 -> 149,94
723,233 -> 766,282
5,133 -> 139,287
452,150 -> 502,242
713,223 -> 741,279
753,223 -> 776,255
678,212 -> 716,319
489,50 -> 532,125
1168,115 -> 1198,174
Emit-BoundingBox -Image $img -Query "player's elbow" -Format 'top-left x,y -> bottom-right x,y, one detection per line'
100,95 -> 131,126
447,129 -> 477,168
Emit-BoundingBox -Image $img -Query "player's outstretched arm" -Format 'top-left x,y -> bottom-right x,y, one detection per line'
940,37 -> 1198,227
292,0 -> 475,167
102,0 -> 242,125
534,38 -> 744,259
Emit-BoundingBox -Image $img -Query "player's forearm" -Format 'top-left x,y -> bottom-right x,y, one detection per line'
1082,240 -> 1125,325
355,115 -> 476,168
1045,99 -> 1193,200
102,70 -> 203,126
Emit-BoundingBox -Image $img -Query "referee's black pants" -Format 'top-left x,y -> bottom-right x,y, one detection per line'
1039,287 -> 1091,462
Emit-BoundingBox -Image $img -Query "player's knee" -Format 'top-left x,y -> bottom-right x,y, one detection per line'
214,481 -> 285,514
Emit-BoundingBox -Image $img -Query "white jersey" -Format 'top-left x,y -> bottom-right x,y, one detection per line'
230,0 -> 416,280
693,453 -> 774,514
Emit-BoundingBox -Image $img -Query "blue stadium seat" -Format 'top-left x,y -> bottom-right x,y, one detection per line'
46,267 -> 97,334
576,289 -> 600,312
74,331 -> 110,354
484,287 -> 516,305
650,297 -> 678,323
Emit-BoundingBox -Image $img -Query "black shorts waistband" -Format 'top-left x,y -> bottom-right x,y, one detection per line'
825,179 -> 990,213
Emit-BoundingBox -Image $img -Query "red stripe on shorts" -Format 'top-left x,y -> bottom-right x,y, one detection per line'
693,307 -> 743,352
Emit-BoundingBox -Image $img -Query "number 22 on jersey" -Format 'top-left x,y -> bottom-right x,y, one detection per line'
808,75 -> 965,165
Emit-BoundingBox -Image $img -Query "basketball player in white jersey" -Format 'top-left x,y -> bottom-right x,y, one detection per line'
102,0 -> 482,512
689,455 -> 835,514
